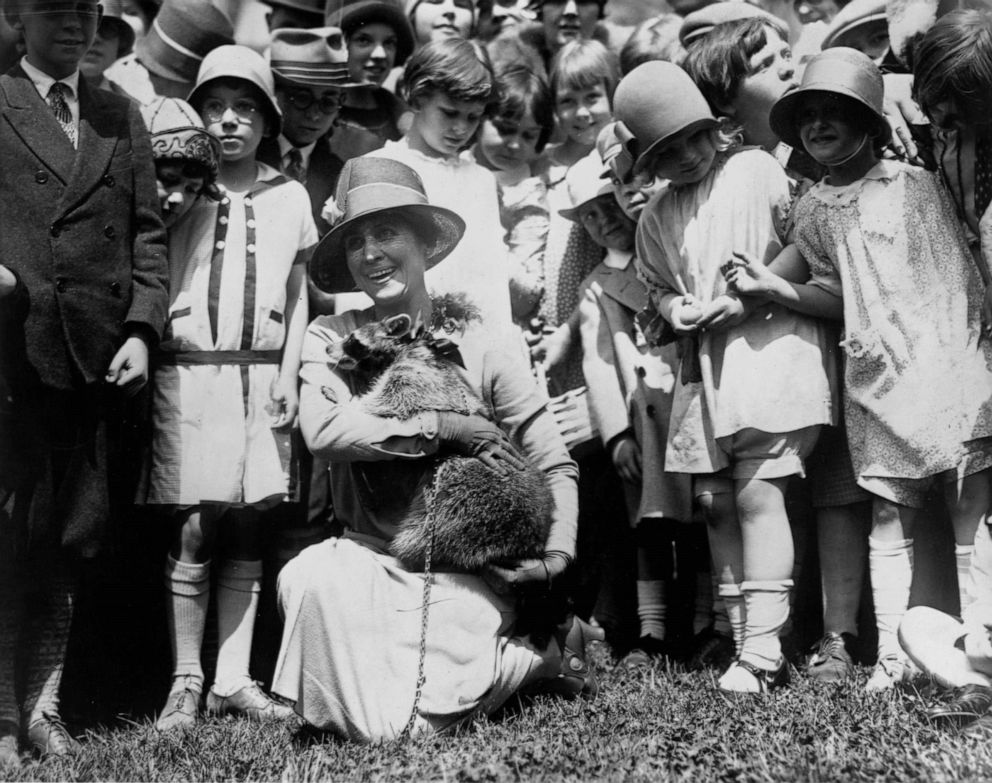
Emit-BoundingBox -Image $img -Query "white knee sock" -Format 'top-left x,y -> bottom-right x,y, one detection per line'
956,544 -> 976,618
213,559 -> 262,696
694,569 -> 713,635
164,556 -> 210,691
718,583 -> 745,656
739,580 -> 792,669
869,537 -> 914,661
637,580 -> 666,640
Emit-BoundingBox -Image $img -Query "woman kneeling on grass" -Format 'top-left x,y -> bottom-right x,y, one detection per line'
271,157 -> 598,743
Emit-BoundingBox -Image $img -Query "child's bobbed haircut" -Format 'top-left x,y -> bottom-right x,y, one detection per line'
620,13 -> 686,74
492,66 -> 555,152
402,38 -> 500,111
549,39 -> 621,108
682,16 -> 788,114
913,7 -> 992,128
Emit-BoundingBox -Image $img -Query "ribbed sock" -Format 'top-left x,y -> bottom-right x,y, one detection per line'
637,580 -> 667,640
712,571 -> 731,637
694,569 -> 713,635
869,537 -> 914,661
23,570 -> 76,726
164,556 -> 210,692
718,583 -> 745,656
956,544 -> 976,618
739,579 -> 792,669
213,559 -> 262,696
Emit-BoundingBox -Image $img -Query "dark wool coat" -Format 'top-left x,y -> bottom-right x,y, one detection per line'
0,65 -> 168,394
257,134 -> 343,237
0,65 -> 167,553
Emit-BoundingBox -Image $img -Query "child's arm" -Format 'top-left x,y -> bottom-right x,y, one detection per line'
578,282 -> 641,484
270,260 -> 310,429
724,247 -> 843,320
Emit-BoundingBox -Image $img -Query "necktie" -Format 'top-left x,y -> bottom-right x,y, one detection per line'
47,82 -> 77,148
285,147 -> 306,184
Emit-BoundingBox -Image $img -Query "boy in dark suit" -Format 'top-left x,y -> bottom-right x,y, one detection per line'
0,0 -> 167,764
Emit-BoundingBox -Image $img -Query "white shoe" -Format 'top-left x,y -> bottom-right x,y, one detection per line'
865,654 -> 909,692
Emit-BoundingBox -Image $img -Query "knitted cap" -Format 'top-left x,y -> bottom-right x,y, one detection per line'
140,96 -> 221,180
324,0 -> 415,66
270,26 -> 351,87
135,0 -> 235,85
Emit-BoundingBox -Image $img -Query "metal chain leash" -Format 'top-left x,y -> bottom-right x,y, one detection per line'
400,466 -> 442,740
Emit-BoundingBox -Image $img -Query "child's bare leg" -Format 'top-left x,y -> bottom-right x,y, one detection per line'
867,497 -> 922,690
718,476 -> 793,692
697,479 -> 744,654
946,468 -> 992,616
158,506 -> 219,730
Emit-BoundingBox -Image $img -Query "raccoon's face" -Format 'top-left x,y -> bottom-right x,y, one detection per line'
326,313 -> 415,379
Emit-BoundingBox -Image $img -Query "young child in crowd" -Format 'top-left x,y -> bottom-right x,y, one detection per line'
563,154 -> 693,662
0,0 -> 168,762
367,38 -> 513,336
617,61 -> 835,693
727,47 -> 992,690
142,45 -> 316,730
474,65 -> 555,326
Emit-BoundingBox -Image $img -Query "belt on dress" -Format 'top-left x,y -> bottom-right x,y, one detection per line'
156,350 -> 281,366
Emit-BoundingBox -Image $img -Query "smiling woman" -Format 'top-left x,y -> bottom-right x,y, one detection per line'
273,156 -> 593,742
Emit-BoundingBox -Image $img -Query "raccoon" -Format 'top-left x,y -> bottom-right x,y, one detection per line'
328,303 -> 554,573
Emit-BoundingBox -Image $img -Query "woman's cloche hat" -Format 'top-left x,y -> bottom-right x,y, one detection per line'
187,45 -> 283,138
324,0 -> 415,66
310,157 -> 466,293
613,60 -> 718,176
769,46 -> 891,150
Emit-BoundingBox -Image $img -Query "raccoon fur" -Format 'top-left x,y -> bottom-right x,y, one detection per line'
328,299 -> 554,573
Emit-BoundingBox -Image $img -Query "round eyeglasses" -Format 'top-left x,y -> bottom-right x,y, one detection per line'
201,99 -> 260,124
284,90 -> 343,115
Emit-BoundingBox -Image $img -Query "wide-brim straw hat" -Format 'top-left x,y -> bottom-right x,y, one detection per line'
270,26 -> 351,88
188,45 -> 283,138
822,0 -> 887,49
135,0 -> 235,85
769,46 -> 890,150
311,157 -> 466,293
613,60 -> 718,176
559,150 -> 614,221
324,0 -> 415,66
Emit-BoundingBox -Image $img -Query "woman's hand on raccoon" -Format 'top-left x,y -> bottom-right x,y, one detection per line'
483,550 -> 572,594
436,411 -> 527,472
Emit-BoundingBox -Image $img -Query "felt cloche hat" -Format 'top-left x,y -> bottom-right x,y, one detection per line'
270,26 -> 351,87
679,1 -> 783,46
140,96 -> 222,181
769,46 -> 890,150
310,157 -> 466,293
188,45 -> 283,137
135,0 -> 235,85
559,151 -> 614,221
822,0 -> 887,49
99,0 -> 137,57
324,0 -> 415,66
613,60 -> 718,176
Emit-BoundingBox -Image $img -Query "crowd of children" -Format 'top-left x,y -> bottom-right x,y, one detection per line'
4,0 -> 992,759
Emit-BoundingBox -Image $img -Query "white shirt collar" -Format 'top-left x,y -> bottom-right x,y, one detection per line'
21,56 -> 80,99
277,135 -> 317,168
603,248 -> 633,270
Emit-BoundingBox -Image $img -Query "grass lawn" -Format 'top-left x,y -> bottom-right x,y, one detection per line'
5,645 -> 992,783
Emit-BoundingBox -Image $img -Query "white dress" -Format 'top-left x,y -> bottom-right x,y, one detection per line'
144,164 -> 318,506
